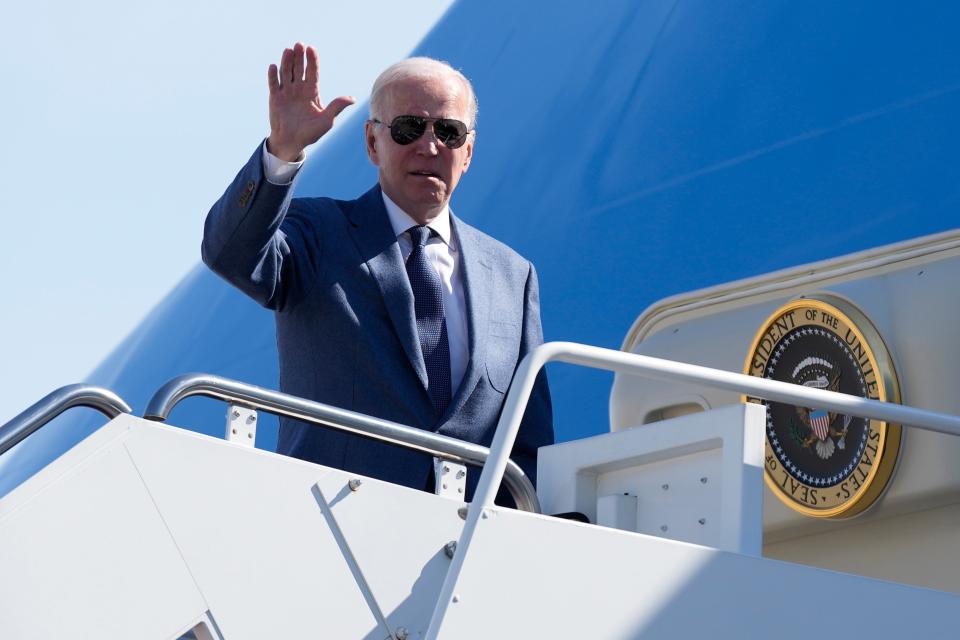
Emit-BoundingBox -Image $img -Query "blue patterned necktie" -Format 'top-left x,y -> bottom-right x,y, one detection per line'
406,225 -> 452,415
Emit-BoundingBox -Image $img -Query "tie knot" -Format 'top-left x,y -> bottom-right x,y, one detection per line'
408,225 -> 433,249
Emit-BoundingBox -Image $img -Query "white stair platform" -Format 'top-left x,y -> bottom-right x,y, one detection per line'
1,413 -> 958,638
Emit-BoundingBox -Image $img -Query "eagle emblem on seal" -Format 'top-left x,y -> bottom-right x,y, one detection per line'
794,369 -> 852,460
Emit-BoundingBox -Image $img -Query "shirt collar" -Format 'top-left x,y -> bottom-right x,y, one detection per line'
381,190 -> 453,247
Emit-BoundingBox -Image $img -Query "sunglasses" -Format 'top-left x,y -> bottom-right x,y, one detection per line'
371,115 -> 472,149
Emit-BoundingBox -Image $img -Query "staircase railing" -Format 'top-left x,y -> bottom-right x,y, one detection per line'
0,385 -> 132,456
144,373 -> 541,513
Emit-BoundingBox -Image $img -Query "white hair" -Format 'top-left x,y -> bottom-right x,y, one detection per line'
369,57 -> 478,129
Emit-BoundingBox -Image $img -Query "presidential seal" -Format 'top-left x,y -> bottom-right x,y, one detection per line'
744,296 -> 901,518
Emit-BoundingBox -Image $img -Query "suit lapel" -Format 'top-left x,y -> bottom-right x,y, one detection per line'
444,215 -> 492,421
347,185 -> 429,390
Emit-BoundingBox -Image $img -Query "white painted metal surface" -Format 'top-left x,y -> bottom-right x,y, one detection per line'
427,505 -> 960,638
121,421 -> 376,638
433,457 -> 468,500
0,420 -> 209,639
2,408 -> 960,638
596,493 -> 639,532
538,404 -> 766,555
224,403 -> 256,447
0,414 -> 464,639
314,472 -> 464,638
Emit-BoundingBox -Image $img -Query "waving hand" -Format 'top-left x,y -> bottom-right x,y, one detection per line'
266,42 -> 355,161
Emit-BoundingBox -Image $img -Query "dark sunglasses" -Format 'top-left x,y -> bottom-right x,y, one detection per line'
371,115 -> 472,149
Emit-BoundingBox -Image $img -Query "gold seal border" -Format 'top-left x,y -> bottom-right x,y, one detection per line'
743,295 -> 902,519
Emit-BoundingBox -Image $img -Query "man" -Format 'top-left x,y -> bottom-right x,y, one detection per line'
202,43 -> 552,503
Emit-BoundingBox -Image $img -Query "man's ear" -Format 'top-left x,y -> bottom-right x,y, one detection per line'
365,121 -> 380,166
460,132 -> 475,173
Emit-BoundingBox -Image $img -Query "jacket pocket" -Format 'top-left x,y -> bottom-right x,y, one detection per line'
486,322 -> 521,393
486,360 -> 514,394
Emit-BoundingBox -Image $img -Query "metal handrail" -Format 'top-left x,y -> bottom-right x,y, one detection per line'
143,373 -> 541,513
470,341 -> 960,512
427,340 -> 960,636
0,385 -> 132,456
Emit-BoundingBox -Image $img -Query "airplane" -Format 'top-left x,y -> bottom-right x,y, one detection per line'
1,1 -> 959,637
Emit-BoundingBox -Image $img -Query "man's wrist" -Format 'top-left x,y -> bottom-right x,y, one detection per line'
262,140 -> 304,185
265,135 -> 305,163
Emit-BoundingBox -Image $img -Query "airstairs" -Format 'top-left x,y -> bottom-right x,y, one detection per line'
2,340 -> 959,639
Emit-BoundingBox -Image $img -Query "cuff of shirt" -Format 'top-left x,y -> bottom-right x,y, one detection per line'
261,140 -> 305,185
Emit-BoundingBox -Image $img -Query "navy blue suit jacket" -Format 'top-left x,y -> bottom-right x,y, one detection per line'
201,145 -> 553,500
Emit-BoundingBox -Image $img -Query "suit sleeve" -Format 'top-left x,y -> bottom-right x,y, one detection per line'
201,142 -> 319,311
510,261 -> 555,485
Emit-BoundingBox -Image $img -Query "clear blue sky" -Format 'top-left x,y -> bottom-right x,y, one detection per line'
0,0 -> 453,423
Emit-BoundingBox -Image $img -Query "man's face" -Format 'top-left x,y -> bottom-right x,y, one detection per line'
366,74 -> 474,224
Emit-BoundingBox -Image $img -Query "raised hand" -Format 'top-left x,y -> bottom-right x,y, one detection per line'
266,42 -> 355,161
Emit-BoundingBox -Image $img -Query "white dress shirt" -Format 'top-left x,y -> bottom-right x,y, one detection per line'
261,142 -> 470,394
